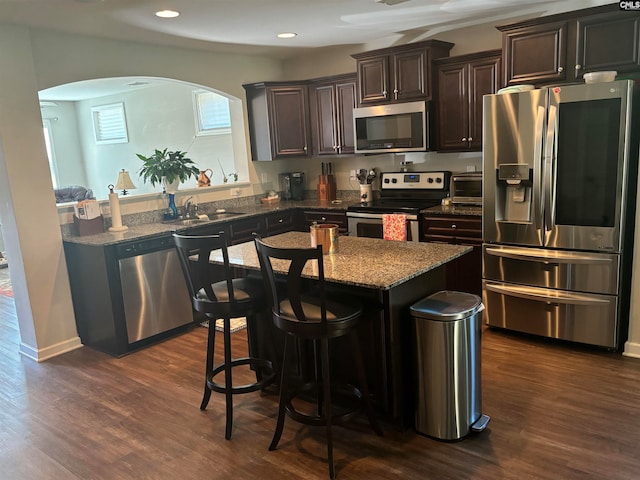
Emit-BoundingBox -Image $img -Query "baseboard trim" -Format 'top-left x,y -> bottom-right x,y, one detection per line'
623,340 -> 640,359
20,336 -> 83,362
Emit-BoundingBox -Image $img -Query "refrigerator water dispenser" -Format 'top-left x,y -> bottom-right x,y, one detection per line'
498,164 -> 532,223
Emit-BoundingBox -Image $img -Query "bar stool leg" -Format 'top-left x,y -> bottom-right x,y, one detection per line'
223,317 -> 234,440
200,320 -> 216,410
320,338 -> 335,479
270,335 -> 291,451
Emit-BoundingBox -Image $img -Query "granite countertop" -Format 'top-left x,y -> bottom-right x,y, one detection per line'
62,200 -> 359,247
212,231 -> 471,290
422,204 -> 483,216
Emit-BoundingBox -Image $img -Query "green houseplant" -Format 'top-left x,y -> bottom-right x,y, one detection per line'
136,148 -> 200,189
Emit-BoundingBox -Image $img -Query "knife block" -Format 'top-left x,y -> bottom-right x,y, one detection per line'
318,175 -> 336,202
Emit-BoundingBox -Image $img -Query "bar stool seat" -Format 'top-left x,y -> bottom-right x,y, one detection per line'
174,232 -> 276,440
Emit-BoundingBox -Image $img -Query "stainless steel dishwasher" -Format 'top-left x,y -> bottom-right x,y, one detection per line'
116,236 -> 192,344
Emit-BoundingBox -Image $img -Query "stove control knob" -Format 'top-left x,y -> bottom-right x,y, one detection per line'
384,178 -> 390,183
436,177 -> 442,183
427,177 -> 434,183
392,178 -> 398,183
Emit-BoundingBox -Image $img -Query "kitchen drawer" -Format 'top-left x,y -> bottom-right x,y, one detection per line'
483,280 -> 618,348
422,215 -> 481,244
303,210 -> 348,234
483,244 -> 619,295
264,211 -> 298,235
229,217 -> 264,244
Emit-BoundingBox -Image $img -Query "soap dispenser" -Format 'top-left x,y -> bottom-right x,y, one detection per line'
162,188 -> 178,220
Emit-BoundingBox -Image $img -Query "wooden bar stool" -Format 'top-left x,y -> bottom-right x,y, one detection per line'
173,232 -> 276,440
254,236 -> 382,479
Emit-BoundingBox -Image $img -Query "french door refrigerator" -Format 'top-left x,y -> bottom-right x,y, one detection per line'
482,80 -> 639,349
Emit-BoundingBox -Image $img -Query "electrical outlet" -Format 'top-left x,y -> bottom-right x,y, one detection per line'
230,187 -> 241,197
350,169 -> 357,178
466,165 -> 476,172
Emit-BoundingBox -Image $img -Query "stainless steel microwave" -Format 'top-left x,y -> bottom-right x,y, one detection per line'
451,172 -> 482,205
353,101 -> 429,154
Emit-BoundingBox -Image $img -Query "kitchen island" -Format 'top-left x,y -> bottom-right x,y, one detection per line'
210,232 -> 471,426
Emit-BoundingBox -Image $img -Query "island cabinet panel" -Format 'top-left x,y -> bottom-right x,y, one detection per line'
352,40 -> 454,106
498,4 -> 640,86
309,74 -> 357,156
422,214 -> 482,296
435,50 -> 501,152
243,82 -> 310,161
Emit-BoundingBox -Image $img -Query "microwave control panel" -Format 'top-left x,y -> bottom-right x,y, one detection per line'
381,171 -> 450,190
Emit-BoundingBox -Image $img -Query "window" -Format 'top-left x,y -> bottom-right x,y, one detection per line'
193,90 -> 231,135
91,102 -> 128,144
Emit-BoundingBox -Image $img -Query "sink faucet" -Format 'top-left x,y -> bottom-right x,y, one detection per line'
183,196 -> 194,218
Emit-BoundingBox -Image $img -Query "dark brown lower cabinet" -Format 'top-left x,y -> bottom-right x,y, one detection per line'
422,214 -> 482,296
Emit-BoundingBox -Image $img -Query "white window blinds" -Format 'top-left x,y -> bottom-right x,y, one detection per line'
91,103 -> 128,144
194,90 -> 231,135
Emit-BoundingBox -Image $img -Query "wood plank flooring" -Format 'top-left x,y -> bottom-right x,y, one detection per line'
1,293 -> 640,479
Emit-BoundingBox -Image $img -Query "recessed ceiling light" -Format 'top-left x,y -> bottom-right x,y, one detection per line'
155,10 -> 180,18
277,32 -> 297,39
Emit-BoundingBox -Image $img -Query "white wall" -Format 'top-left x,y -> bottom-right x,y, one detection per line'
0,25 -> 284,360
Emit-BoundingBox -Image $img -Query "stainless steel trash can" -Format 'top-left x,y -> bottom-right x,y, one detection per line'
411,290 -> 490,441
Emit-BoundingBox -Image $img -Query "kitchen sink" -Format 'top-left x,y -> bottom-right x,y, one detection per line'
163,212 -> 244,226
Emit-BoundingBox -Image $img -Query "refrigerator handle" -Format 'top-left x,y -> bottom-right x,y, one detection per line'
484,282 -> 611,306
544,104 -> 558,239
533,105 -> 546,234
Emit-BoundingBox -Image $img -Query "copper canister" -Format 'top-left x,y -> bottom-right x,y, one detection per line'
310,223 -> 339,254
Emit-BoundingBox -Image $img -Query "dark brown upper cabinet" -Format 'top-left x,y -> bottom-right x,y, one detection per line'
309,73 -> 357,156
243,82 -> 310,161
352,40 -> 454,106
498,4 -> 640,86
435,50 -> 502,152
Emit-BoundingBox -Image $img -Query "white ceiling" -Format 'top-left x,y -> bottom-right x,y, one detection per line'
2,0 -> 615,58
18,0 -> 613,100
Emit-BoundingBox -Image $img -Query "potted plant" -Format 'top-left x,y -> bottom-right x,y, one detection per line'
136,148 -> 200,191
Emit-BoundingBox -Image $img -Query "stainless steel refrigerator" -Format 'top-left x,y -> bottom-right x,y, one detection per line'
482,80 -> 639,349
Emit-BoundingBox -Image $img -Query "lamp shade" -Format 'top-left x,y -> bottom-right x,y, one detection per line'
114,169 -> 137,195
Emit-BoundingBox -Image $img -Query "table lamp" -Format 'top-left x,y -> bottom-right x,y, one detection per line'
114,169 -> 137,195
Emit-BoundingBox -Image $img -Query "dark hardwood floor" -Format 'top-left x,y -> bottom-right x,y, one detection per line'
1,293 -> 640,479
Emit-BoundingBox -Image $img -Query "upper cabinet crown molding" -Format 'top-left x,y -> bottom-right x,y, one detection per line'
351,39 -> 454,106
497,4 -> 640,86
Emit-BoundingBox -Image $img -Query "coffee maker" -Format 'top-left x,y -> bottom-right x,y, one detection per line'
280,172 -> 305,201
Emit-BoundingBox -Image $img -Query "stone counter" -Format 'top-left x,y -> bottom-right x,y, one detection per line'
62,200 -> 358,246
214,231 -> 471,290
422,205 -> 482,216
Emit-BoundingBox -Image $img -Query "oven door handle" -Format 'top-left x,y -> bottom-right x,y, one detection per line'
346,211 -> 418,220
485,282 -> 611,306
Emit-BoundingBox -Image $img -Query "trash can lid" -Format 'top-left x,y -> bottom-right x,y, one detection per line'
410,290 -> 484,321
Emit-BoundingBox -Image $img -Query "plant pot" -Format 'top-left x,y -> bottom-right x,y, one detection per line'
163,177 -> 181,193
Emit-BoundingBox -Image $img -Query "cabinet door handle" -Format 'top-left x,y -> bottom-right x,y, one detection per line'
575,64 -> 582,71
321,217 -> 327,221
557,66 -> 564,73
304,146 -> 307,152
278,218 -> 284,223
461,138 -> 467,142
468,137 -> 473,142
451,224 -> 457,229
